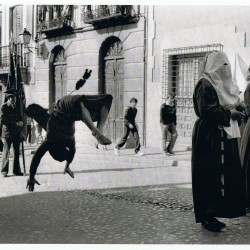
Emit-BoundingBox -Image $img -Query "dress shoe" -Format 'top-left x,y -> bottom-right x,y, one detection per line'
213,218 -> 226,228
201,218 -> 222,232
167,148 -> 175,155
14,172 -> 24,176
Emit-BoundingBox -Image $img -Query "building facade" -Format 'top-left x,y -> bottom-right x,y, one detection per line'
146,5 -> 250,147
1,5 -> 250,148
0,4 -> 146,146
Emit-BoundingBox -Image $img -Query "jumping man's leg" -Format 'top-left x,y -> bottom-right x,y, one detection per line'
80,102 -> 111,145
95,105 -> 110,149
64,139 -> 76,178
96,105 -> 109,132
64,162 -> 75,178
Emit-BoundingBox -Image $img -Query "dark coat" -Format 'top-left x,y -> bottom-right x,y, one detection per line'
240,83 -> 250,207
192,78 -> 246,223
0,102 -> 22,139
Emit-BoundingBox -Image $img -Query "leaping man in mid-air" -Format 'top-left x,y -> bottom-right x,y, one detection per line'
25,69 -> 113,192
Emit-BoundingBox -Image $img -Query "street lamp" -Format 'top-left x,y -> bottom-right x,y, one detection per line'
19,28 -> 32,45
19,28 -> 39,54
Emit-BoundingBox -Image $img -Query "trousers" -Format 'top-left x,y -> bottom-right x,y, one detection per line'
1,136 -> 21,175
116,124 -> 140,153
160,123 -> 178,152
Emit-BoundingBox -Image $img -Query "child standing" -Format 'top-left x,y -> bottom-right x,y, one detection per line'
160,94 -> 178,155
114,97 -> 143,156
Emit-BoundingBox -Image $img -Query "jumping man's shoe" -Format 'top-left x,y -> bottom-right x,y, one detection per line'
64,167 -> 75,178
135,152 -> 144,156
114,148 -> 120,156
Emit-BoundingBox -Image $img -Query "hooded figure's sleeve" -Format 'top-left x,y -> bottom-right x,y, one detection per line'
194,78 -> 231,127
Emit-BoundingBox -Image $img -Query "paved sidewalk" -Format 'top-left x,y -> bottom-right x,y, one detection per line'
1,142 -> 249,244
0,142 -> 192,197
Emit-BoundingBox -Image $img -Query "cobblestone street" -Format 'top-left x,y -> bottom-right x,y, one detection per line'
0,145 -> 250,244
0,181 -> 250,243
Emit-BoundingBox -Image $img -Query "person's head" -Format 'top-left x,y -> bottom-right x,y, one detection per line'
130,97 -> 138,108
165,94 -> 174,106
198,50 -> 240,109
199,51 -> 232,80
5,89 -> 17,105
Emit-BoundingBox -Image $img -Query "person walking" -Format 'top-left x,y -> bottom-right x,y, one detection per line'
160,94 -> 178,155
0,89 -> 24,177
192,51 -> 246,232
114,97 -> 143,156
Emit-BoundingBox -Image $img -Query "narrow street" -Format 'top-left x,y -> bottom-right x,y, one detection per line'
0,144 -> 249,244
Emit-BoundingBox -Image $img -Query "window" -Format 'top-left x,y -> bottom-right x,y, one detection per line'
162,44 -> 223,99
162,44 -> 224,144
11,5 -> 23,43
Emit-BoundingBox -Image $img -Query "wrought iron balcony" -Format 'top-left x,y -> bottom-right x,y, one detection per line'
0,44 -> 29,75
82,5 -> 139,27
37,15 -> 73,37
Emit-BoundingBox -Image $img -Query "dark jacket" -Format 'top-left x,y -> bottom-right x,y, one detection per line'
160,103 -> 177,125
0,102 -> 22,139
124,106 -> 137,125
53,95 -> 86,121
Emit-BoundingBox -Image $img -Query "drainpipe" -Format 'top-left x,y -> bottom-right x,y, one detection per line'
142,6 -> 148,146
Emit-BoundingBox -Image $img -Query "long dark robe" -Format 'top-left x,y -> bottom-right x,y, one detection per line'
240,83 -> 250,206
192,78 -> 246,223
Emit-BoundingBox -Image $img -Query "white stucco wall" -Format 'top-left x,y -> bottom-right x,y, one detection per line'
146,5 -> 250,148
29,18 -> 145,146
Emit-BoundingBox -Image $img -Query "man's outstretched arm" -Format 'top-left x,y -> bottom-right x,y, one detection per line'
26,142 -> 48,192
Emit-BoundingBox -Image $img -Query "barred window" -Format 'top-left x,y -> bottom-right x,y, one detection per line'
162,44 -> 223,99
162,44 -> 223,144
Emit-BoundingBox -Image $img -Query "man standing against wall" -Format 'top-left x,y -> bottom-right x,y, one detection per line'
160,94 -> 178,155
0,89 -> 24,177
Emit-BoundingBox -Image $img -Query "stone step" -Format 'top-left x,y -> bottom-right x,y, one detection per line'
23,143 -> 190,167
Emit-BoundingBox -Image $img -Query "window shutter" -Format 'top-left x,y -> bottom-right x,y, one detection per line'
13,6 -> 23,43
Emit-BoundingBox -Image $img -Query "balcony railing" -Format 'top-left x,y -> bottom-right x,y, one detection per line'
0,44 -> 29,74
37,15 -> 73,32
82,5 -> 138,26
36,5 -> 74,37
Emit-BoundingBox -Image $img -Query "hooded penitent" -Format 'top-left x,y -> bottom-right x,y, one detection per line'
192,50 -> 246,223
198,51 -> 241,138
